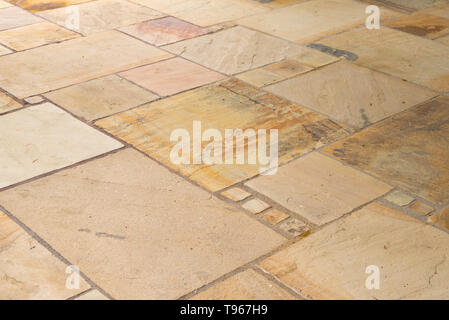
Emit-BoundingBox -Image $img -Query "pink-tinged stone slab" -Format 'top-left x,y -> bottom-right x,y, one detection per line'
0,149 -> 285,299
0,211 -> 89,299
246,152 -> 392,225
0,92 -> 22,114
0,30 -> 172,98
260,203 -> 449,299
120,16 -> 209,46
0,6 -> 43,31
120,57 -> 225,96
0,103 -> 123,189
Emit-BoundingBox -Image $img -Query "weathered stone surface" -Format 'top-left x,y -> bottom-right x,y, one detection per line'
408,201 -> 434,216
278,218 -> 308,237
323,97 -> 449,205
236,68 -> 283,87
0,6 -> 43,31
260,202 -> 449,299
0,211 -> 89,299
0,103 -> 123,189
0,30 -> 172,98
8,0 -> 91,12
242,198 -> 271,214
190,269 -> 295,300
221,188 -> 251,202
264,59 -> 312,78
74,290 -> 110,300
262,209 -> 289,225
246,152 -> 392,225
424,3 -> 449,19
428,206 -> 449,231
164,26 -> 305,75
291,48 -> 339,68
0,149 -> 285,299
44,75 -> 158,121
266,61 -> 435,129
384,12 -> 449,39
0,92 -> 22,114
384,190 -> 415,207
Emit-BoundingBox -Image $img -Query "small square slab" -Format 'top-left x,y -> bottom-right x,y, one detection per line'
242,199 -> 271,214
0,6 -> 43,31
236,68 -> 283,87
384,190 -> 415,207
262,209 -> 290,225
384,12 -> 449,39
221,188 -> 251,202
408,201 -> 434,216
24,95 -> 45,104
428,206 -> 449,231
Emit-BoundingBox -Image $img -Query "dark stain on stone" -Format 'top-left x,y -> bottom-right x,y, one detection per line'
78,228 -> 91,233
360,108 -> 370,127
307,43 -> 358,61
95,232 -> 126,240
395,25 -> 446,37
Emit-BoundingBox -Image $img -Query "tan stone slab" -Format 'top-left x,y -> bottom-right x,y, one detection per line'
221,188 -> 252,202
262,209 -> 289,225
0,21 -> 79,51
130,0 -> 269,27
265,59 -> 312,78
0,149 -> 285,299
384,12 -> 449,39
0,92 -> 22,114
408,201 -> 434,216
238,0 -> 398,44
266,61 -> 435,129
96,79 -> 351,192
44,75 -> 158,121
428,206 -> 449,231
120,57 -> 226,96
436,34 -> 449,45
318,27 -> 449,92
37,0 -> 164,35
384,190 -> 415,206
0,44 -> 11,56
0,0 -> 12,8
119,16 -> 209,46
323,97 -> 449,205
75,289 -> 110,300
0,6 -> 43,31
164,26 -> 305,75
292,48 -> 340,68
424,3 -> 449,19
0,212 -> 89,299
8,0 -> 91,12
236,68 -> 283,88
0,30 -> 172,98
242,198 -> 271,214
191,269 -> 295,300
0,103 -> 122,189
246,152 -> 392,225
278,218 -> 308,237
260,202 -> 449,299
24,95 -> 45,104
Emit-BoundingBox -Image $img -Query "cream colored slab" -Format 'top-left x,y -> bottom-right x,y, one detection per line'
0,149 -> 285,299
238,0 -> 398,44
0,92 -> 22,114
75,290 -> 110,300
0,103 -> 123,189
0,21 -> 79,51
44,75 -> 158,121
0,44 -> 11,56
164,26 -> 305,75
0,212 -> 89,299
0,6 -> 43,31
260,203 -> 449,299
0,30 -> 172,98
318,27 -> 449,92
190,269 -> 295,300
0,0 -> 12,8
37,0 -> 164,35
246,152 -> 392,225
130,0 -> 269,27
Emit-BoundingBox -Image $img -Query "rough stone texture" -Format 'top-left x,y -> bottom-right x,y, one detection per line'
408,201 -> 434,216
260,202 -> 449,299
0,103 -> 123,189
323,97 -> 449,205
265,59 -> 312,78
8,0 -> 91,12
428,206 -> 449,231
278,218 -> 308,237
44,75 -> 158,121
74,290 -> 110,300
190,269 -> 295,300
0,92 -> 22,114
236,68 -> 284,88
0,211 -> 89,299
221,188 -> 252,202
384,12 -> 449,39
0,149 -> 285,299
242,198 -> 271,214
0,30 -> 172,98
246,152 -> 392,225
292,48 -> 340,68
0,6 -> 43,31
261,209 -> 290,225
384,190 -> 415,207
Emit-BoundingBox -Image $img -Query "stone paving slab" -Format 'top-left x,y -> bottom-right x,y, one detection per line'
8,0 -> 92,12
383,12 -> 449,39
428,206 -> 449,231
0,92 -> 22,114
0,6 -> 43,31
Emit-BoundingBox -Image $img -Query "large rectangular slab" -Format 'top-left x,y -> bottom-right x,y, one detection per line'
0,30 -> 172,98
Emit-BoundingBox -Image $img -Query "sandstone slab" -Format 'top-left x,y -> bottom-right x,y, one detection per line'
428,206 -> 449,231
0,44 -> 10,56
242,199 -> 271,215
221,188 -> 251,202
384,190 -> 415,207
0,1 -> 12,8
0,92 -> 22,114
0,6 -> 43,31
384,12 -> 449,39
8,0 -> 91,12
261,209 -> 289,225
408,201 -> 434,216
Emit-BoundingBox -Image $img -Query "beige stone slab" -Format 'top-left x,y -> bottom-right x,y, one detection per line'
0,6 -> 43,31
75,289 -> 110,300
164,26 -> 305,75
221,188 -> 252,202
238,0 -> 398,44
0,92 -> 22,114
0,44 -> 11,56
130,0 -> 269,27
278,218 -> 308,237
246,152 -> 392,225
8,0 -> 92,12
292,48 -> 340,68
0,0 -> 12,8
436,34 -> 449,45
44,75 -> 158,121
318,27 -> 449,92
423,3 -> 449,18
265,59 -> 312,77
0,21 -> 79,51
0,30 -> 172,98
383,12 -> 449,39
0,212 -> 89,299
24,95 -> 45,104
37,0 -> 164,35
236,68 -> 283,87
0,103 -> 122,189
262,209 -> 289,225
191,269 -> 295,300
266,61 -> 435,129
408,201 -> 434,216
120,57 -> 226,96
384,190 -> 415,206
428,206 -> 449,231
0,149 -> 285,299
242,198 -> 271,214
260,202 -> 449,299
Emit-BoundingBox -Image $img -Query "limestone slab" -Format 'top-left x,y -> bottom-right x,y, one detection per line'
242,199 -> 271,214
384,12 -> 449,39
238,0 -> 398,44
0,6 -> 43,31
129,0 -> 269,27
119,16 -> 209,46
37,0 -> 164,35
246,152 -> 392,225
259,202 -> 449,299
0,30 -> 172,98
8,0 -> 92,12
408,201 -> 434,216
323,97 -> 449,205
0,21 -> 79,51
164,26 -> 305,75
0,212 -> 89,299
0,149 -> 285,299
75,290 -> 109,300
428,206 -> 449,231
0,103 -> 122,189
44,75 -> 158,121
221,188 -> 252,202
96,79 -> 351,192
190,269 -> 295,300
262,209 -> 289,225
384,190 -> 414,206
119,57 -> 225,96
318,27 -> 449,92
0,92 -> 22,114
266,61 -> 435,128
